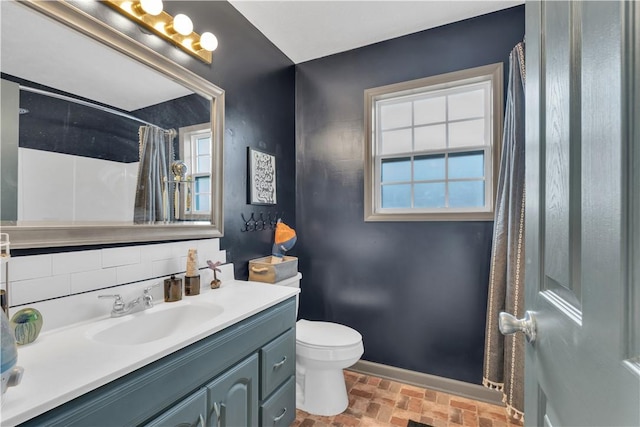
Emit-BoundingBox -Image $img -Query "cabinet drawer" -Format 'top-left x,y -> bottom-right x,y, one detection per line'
144,388 -> 206,427
260,329 -> 295,398
260,377 -> 295,427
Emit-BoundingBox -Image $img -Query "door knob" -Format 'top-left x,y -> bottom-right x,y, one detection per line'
499,311 -> 537,343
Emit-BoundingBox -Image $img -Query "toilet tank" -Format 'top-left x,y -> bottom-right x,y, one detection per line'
271,273 -> 302,315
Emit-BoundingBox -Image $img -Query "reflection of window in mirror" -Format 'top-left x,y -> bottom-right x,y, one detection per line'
179,123 -> 212,220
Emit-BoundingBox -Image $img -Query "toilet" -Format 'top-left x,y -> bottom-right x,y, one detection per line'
276,274 -> 364,416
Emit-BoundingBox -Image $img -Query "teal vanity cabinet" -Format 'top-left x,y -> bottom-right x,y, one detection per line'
18,298 -> 296,427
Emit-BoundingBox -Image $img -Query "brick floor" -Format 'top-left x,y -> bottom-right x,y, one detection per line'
292,371 -> 524,427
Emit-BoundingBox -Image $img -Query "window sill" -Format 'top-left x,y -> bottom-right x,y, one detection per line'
364,210 -> 495,222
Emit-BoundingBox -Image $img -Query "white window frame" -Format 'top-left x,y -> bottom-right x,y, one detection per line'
364,63 -> 503,221
179,123 -> 212,220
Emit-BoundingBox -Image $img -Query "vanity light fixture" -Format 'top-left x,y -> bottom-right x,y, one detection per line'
166,13 -> 193,36
137,0 -> 163,16
104,0 -> 217,64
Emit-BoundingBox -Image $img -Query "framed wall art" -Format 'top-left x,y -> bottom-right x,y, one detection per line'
248,147 -> 277,205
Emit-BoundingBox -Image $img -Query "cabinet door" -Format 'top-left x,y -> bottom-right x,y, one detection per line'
144,388 -> 207,427
206,354 -> 259,427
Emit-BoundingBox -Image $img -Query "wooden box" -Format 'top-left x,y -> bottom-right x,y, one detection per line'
248,256 -> 298,284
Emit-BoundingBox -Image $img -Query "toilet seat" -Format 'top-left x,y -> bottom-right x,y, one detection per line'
296,320 -> 364,361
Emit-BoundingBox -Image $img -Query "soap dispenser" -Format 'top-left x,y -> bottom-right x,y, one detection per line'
184,249 -> 200,296
164,275 -> 182,302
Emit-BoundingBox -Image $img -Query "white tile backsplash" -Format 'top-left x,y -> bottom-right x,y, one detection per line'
10,254 -> 52,281
70,267 -> 117,294
142,242 -> 175,262
52,250 -> 102,275
116,261 -> 152,285
198,238 -> 220,255
11,274 -> 71,306
5,239 -> 225,306
151,257 -> 183,277
102,246 -> 141,268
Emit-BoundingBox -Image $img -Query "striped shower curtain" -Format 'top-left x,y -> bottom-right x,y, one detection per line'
483,42 -> 526,421
133,125 -> 176,223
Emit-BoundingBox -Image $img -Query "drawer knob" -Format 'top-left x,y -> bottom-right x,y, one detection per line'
273,356 -> 287,369
273,407 -> 287,422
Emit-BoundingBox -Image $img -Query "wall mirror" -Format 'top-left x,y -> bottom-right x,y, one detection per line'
0,0 -> 224,248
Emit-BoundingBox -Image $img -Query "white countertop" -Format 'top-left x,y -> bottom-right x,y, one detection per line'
1,280 -> 298,426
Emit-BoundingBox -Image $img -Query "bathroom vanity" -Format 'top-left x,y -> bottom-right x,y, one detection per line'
2,281 -> 298,427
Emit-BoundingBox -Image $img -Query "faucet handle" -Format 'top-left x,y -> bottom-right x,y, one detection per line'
98,294 -> 125,311
143,283 -> 161,307
144,283 -> 161,294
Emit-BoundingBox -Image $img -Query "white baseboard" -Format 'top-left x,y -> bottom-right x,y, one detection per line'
349,360 -> 504,406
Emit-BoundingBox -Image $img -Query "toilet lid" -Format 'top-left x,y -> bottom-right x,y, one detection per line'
296,320 -> 362,347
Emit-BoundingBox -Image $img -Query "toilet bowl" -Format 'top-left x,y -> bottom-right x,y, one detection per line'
272,273 -> 364,416
295,319 -> 364,416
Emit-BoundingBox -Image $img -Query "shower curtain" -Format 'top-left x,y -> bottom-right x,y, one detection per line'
133,125 -> 176,223
483,42 -> 525,420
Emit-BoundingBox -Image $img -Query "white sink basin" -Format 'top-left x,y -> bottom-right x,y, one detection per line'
86,303 -> 224,346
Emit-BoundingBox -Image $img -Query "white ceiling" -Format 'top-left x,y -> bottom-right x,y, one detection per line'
1,1 -> 524,110
228,0 -> 524,64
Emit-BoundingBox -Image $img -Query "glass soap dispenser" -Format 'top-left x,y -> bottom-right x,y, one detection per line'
164,275 -> 182,302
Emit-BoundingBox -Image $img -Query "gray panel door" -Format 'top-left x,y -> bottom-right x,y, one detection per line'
523,1 -> 640,426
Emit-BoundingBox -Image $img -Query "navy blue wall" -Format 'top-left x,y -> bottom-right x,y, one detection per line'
295,6 -> 524,384
119,1 -> 298,279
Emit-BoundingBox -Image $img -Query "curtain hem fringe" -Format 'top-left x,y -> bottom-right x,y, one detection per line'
482,377 -> 504,391
506,403 -> 525,421
483,377 -> 524,422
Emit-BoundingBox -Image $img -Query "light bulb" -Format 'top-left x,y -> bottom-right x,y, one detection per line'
139,0 -> 163,16
199,32 -> 218,52
172,14 -> 193,36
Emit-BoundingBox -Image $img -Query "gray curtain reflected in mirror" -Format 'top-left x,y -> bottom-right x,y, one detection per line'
134,126 -> 176,223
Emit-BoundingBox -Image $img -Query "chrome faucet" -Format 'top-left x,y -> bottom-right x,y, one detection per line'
99,283 -> 160,317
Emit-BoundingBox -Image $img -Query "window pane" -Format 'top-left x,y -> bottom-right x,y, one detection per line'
449,181 -> 485,208
380,102 -> 412,130
414,96 -> 446,125
197,137 -> 210,155
380,128 -> 412,154
381,184 -> 411,208
196,194 -> 210,211
382,158 -> 411,182
414,124 -> 446,151
414,183 -> 445,208
195,176 -> 210,193
197,155 -> 211,173
448,88 -> 485,120
414,154 -> 445,181
448,151 -> 484,179
448,119 -> 485,148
